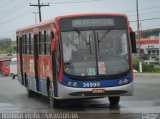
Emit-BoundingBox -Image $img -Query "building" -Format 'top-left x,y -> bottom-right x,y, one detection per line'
136,39 -> 160,60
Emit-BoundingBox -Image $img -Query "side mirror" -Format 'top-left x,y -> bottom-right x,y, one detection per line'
130,32 -> 137,53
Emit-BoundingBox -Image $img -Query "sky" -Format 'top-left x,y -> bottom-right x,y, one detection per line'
0,0 -> 160,40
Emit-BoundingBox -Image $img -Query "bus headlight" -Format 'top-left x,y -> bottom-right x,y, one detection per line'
67,82 -> 72,86
119,79 -> 128,85
119,80 -> 123,85
123,79 -> 128,84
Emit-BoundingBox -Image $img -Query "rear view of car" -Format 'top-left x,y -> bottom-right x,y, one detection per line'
1,61 -> 10,75
10,58 -> 17,79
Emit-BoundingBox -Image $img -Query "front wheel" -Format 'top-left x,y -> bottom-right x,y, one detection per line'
48,84 -> 60,108
108,96 -> 120,105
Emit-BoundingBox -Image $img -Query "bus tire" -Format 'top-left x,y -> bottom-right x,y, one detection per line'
26,76 -> 34,98
48,83 -> 60,108
108,96 -> 120,105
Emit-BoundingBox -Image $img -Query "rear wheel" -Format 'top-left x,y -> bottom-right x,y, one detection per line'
48,83 -> 60,108
108,96 -> 120,105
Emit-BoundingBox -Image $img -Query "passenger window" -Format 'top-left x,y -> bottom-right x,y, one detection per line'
39,31 -> 45,55
46,30 -> 52,55
31,33 -> 34,54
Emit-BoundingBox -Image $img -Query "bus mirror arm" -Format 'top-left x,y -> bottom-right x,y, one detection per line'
130,32 -> 137,53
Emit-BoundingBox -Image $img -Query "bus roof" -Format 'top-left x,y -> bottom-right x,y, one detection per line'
16,13 -> 128,32
57,13 -> 128,19
16,18 -> 55,32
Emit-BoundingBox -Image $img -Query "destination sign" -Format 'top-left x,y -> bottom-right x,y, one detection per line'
72,18 -> 114,27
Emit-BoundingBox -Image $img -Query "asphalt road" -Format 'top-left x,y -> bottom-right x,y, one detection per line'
0,74 -> 160,119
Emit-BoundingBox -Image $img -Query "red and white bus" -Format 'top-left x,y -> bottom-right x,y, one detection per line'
16,14 -> 136,108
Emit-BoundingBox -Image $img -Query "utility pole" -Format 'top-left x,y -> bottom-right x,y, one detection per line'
30,0 -> 49,22
136,0 -> 142,72
33,12 -> 39,23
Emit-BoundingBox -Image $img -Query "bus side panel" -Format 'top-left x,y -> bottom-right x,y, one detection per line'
25,35 -> 41,93
38,55 -> 48,96
38,55 -> 53,96
25,55 -> 37,92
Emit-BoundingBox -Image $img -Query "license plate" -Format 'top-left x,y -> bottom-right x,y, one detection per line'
92,89 -> 105,94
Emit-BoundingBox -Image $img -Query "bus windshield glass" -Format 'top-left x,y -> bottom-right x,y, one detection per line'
61,29 -> 129,77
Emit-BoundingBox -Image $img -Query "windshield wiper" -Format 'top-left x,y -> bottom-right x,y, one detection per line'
97,29 -> 112,42
74,28 -> 90,45
96,28 -> 113,52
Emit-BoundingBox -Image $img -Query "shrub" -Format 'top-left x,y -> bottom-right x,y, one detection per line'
132,58 -> 154,72
142,63 -> 154,72
132,58 -> 139,71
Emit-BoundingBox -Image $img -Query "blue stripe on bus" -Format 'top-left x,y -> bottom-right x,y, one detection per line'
26,76 -> 48,96
60,72 -> 133,88
18,74 -> 56,97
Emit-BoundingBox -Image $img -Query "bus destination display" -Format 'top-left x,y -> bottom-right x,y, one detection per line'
72,18 -> 114,27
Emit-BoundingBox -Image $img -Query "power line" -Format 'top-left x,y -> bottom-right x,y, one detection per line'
0,0 -> 14,9
49,0 -> 104,4
124,5 -> 160,14
128,10 -> 160,18
0,5 -> 28,18
0,0 -> 28,15
49,0 -> 160,16
130,17 -> 160,23
30,0 -> 49,22
0,9 -> 32,26
140,10 -> 160,16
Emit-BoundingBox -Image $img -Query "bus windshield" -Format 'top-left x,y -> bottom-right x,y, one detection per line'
61,29 -> 129,77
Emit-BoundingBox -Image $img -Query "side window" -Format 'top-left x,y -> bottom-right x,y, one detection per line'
25,34 -> 27,54
46,30 -> 52,55
26,34 -> 30,54
39,30 -> 53,55
29,34 -> 31,54
23,34 -> 31,55
31,33 -> 34,54
39,31 -> 45,55
22,35 -> 26,54
44,31 -> 47,54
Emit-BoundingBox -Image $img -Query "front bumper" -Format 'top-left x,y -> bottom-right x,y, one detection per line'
56,82 -> 133,99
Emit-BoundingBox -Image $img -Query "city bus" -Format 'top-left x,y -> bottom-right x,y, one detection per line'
16,14 -> 136,108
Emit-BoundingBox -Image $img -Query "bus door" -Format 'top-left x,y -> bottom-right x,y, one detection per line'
19,37 -> 24,85
34,34 -> 40,91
